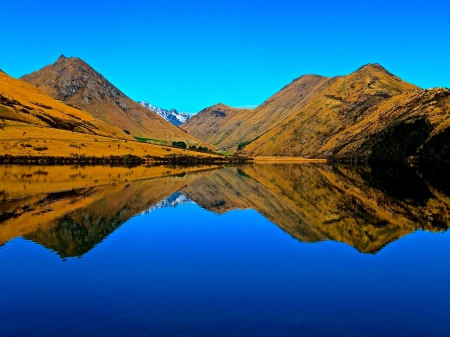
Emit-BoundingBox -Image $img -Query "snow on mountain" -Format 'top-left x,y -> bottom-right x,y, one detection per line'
138,101 -> 191,126
141,192 -> 191,215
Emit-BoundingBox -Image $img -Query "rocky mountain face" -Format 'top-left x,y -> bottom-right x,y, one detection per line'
20,55 -> 207,147
183,64 -> 450,162
0,70 -> 131,140
138,101 -> 191,126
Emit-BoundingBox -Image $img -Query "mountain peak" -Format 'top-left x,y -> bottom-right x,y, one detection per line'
353,63 -> 397,78
20,57 -> 207,145
138,101 -> 191,126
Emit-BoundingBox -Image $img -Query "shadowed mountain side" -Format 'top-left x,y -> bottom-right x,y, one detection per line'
318,88 -> 450,160
182,164 -> 450,253
21,56 -> 211,148
0,165 -> 217,248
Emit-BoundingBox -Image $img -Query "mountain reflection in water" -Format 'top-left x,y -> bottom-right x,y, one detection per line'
0,163 -> 449,257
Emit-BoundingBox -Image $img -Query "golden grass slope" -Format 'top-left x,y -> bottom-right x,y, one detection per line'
0,120 -> 222,158
21,55 -> 212,148
244,64 -> 420,157
183,75 -> 329,149
0,70 -> 132,140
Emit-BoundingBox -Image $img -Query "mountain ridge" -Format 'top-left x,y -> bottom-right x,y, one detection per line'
183,63 -> 450,162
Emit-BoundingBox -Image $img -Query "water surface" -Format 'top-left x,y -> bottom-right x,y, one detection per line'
1,163 -> 449,336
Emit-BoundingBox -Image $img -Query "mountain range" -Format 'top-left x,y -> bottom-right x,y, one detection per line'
138,101 -> 191,126
184,64 -> 450,162
1,55 -> 449,163
20,55 -> 205,147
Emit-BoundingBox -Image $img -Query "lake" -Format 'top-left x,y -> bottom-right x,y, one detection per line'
1,163 -> 450,336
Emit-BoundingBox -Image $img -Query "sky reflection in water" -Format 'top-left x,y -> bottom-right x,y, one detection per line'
0,163 -> 450,336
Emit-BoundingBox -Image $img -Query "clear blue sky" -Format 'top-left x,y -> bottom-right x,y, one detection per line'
2,0 -> 449,113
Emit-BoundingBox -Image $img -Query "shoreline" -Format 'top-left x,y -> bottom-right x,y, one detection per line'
253,156 -> 327,163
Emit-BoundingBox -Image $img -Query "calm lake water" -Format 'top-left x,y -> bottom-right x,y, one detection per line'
1,163 -> 450,336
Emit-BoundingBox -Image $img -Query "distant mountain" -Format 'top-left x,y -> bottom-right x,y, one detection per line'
20,55 -> 207,147
141,192 -> 190,214
183,75 -> 330,149
138,101 -> 191,126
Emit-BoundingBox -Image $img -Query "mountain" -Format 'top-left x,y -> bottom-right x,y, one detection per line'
138,101 -> 191,126
183,75 -> 329,149
184,64 -> 450,162
20,55 -> 208,147
0,69 -> 134,140
181,103 -> 252,148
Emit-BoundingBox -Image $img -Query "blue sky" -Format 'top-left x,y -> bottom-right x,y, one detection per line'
2,0 -> 449,113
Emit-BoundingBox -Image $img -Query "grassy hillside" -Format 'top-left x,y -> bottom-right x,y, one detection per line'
243,64 -> 420,157
0,69 -> 221,159
184,64 -> 450,162
0,70 -> 132,140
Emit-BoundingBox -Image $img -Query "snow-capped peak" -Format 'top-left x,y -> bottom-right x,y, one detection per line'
138,101 -> 191,126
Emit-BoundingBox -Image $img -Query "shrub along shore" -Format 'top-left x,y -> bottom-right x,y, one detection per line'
0,153 -> 253,166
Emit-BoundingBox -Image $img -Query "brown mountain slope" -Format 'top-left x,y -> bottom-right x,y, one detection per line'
21,55 -> 210,147
183,75 -> 329,149
318,87 -> 450,160
0,70 -> 222,159
246,65 -> 450,160
185,64 -> 444,159
181,103 -> 252,147
0,70 -> 132,140
242,64 -> 421,157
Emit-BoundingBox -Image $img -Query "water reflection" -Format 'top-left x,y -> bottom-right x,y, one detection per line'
1,163 -> 449,257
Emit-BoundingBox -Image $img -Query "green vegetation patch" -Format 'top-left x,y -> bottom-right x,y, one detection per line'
237,136 -> 261,150
216,150 -> 234,156
134,136 -> 169,145
172,141 -> 187,149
